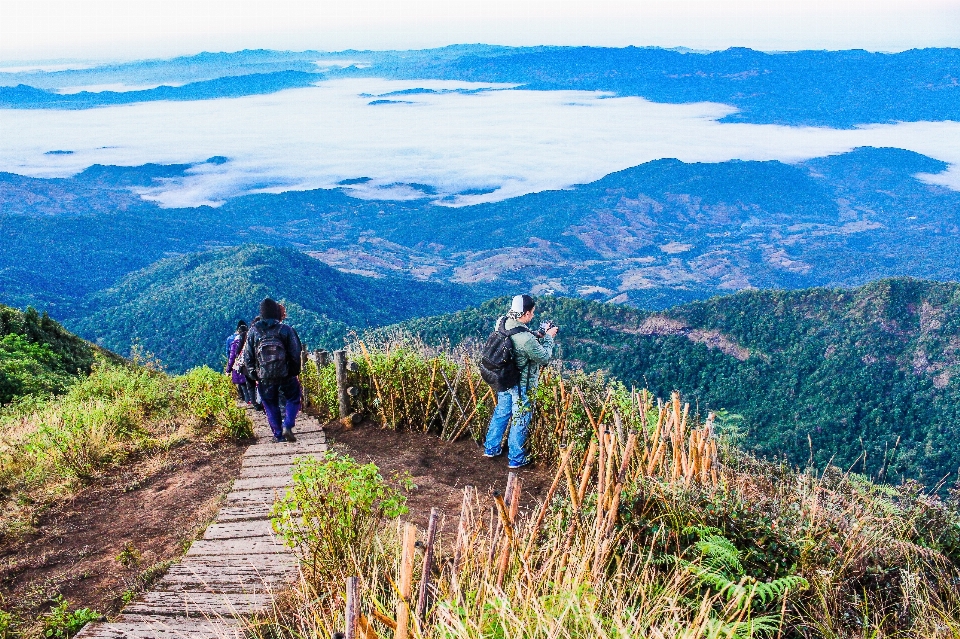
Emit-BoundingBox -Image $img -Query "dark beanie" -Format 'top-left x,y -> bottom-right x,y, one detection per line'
237,320 -> 247,330
259,298 -> 281,320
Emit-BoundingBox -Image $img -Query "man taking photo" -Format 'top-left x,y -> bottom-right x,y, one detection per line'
480,294 -> 558,469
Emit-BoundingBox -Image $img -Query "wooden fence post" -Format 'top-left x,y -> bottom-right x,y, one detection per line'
453,486 -> 475,573
345,576 -> 359,639
395,523 -> 417,639
416,508 -> 440,622
334,350 -> 350,419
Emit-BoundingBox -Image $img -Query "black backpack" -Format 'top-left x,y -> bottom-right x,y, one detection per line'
255,324 -> 289,382
479,317 -> 529,392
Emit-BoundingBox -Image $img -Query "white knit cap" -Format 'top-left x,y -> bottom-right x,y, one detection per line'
510,294 -> 535,314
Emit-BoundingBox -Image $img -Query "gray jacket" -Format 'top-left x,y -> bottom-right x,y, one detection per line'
501,316 -> 555,390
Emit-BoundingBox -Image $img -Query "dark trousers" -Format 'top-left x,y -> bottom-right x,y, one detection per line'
259,377 -> 302,438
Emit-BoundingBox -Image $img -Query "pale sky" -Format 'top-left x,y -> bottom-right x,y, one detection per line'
1,0 -> 959,63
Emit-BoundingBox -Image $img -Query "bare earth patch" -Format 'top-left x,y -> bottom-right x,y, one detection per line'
323,420 -> 554,527
0,438 -> 247,629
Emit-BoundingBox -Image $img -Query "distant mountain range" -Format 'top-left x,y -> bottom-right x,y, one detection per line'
2,46 -> 959,127
3,146 -> 960,320
73,245 -> 489,370
393,278 -> 960,487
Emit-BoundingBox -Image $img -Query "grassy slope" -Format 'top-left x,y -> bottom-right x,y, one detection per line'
391,278 -> 960,485
71,244 -> 488,373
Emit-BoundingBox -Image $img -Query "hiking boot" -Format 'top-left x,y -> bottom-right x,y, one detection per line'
508,459 -> 532,469
271,436 -> 284,444
282,427 -> 297,443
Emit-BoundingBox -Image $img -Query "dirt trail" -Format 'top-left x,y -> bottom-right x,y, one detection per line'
75,409 -> 325,639
323,420 -> 554,528
0,438 -> 246,631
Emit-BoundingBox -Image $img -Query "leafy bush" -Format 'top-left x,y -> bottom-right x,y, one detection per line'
271,452 -> 411,583
181,366 -> 253,438
41,597 -> 99,638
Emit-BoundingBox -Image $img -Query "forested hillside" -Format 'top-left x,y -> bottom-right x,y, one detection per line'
72,244 -> 489,371
394,278 -> 960,485
0,305 -> 101,404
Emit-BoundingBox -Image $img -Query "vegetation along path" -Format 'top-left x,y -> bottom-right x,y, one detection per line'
75,409 -> 326,638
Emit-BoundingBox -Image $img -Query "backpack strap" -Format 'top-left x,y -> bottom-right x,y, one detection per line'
497,316 -> 529,337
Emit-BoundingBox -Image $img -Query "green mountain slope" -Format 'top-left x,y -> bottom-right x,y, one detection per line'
0,305 -> 99,403
71,244 -> 488,372
394,278 -> 960,485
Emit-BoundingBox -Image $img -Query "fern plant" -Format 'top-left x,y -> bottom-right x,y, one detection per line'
668,526 -> 809,637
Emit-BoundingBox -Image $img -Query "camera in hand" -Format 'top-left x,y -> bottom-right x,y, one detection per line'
533,320 -> 560,338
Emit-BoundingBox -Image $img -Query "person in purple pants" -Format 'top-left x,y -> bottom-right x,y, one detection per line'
241,298 -> 303,443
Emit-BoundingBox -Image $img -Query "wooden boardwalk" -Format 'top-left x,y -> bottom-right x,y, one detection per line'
76,409 -> 325,639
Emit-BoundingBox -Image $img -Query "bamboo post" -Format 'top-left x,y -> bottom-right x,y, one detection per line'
334,350 -> 351,419
416,508 -> 440,621
487,472 -> 516,568
524,444 -> 573,561
345,576 -> 359,639
395,523 -> 417,639
453,486 -> 475,573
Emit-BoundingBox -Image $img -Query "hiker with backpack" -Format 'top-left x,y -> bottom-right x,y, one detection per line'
228,323 -> 252,405
479,294 -> 558,469
224,320 -> 247,371
241,298 -> 303,443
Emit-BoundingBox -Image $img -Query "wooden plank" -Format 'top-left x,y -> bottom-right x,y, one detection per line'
156,569 -> 292,594
164,561 -> 295,580
174,554 -> 298,570
242,453 -> 321,468
255,431 -> 326,445
123,591 -> 272,617
75,617 -> 242,639
203,519 -> 275,540
215,504 -> 272,523
243,442 -> 327,458
232,475 -> 293,491
223,488 -> 280,504
239,463 -> 295,478
186,537 -> 287,557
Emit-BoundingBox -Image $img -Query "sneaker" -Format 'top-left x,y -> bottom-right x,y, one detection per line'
282,427 -> 297,443
508,460 -> 532,469
271,436 -> 284,444
478,439 -> 501,458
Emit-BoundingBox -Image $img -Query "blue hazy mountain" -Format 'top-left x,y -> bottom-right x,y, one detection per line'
2,46 -> 959,127
3,146 -> 960,321
0,70 -> 321,109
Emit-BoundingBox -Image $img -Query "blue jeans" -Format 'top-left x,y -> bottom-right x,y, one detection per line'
260,377 -> 302,438
484,385 -> 532,466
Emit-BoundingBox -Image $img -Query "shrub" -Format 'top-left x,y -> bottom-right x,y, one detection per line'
41,597 -> 100,639
271,452 -> 412,583
180,366 -> 253,438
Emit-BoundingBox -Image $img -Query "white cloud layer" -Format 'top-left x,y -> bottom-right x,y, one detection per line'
2,78 -> 960,208
1,0 -> 959,60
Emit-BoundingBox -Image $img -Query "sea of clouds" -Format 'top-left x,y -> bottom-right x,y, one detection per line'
2,77 -> 960,207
